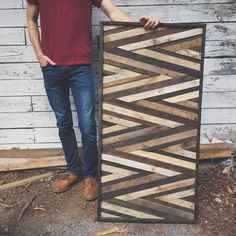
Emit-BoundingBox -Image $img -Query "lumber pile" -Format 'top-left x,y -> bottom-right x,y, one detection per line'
0,144 -> 232,172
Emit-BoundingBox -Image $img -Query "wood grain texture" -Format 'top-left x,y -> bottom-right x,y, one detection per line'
98,22 -> 206,223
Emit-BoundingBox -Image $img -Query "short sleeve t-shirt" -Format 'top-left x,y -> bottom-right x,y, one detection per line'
27,0 -> 103,65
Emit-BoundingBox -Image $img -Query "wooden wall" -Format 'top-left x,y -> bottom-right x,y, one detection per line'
0,0 -> 235,150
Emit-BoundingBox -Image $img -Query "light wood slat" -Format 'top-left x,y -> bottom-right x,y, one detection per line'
101,212 -> 121,218
104,27 -> 162,42
130,150 -> 196,170
176,49 -> 201,59
104,51 -> 184,78
135,100 -> 198,121
103,74 -> 172,94
134,49 -> 201,70
103,125 -> 128,134
163,91 -> 199,103
161,38 -> 202,54
101,202 -> 163,219
103,102 -> 183,128
0,156 -> 66,172
118,79 -> 200,102
102,173 -> 128,183
102,154 -> 181,176
102,174 -> 165,193
171,150 -> 196,159
102,113 -> 140,127
164,199 -> 195,210
103,64 -> 141,83
119,28 -> 203,51
177,100 -> 199,109
115,178 -> 195,201
103,126 -> 164,145
118,129 -> 198,152
157,189 -> 195,201
102,163 -> 138,176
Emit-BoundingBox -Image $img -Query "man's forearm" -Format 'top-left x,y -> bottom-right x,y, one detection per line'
107,7 -> 134,22
100,0 -> 134,22
27,20 -> 43,58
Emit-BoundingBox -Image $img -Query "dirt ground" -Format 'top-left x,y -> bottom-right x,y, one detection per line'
0,158 -> 235,236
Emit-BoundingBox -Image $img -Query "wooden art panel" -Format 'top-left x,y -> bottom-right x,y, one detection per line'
97,22 -> 206,223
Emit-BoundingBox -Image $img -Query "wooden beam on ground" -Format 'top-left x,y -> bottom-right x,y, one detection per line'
0,172 -> 53,191
0,148 -> 64,158
200,143 -> 231,160
0,156 -> 66,172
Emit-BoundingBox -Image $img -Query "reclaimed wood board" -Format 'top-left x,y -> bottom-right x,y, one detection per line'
97,22 -> 206,223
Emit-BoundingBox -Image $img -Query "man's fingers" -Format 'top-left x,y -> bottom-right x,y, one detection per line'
152,20 -> 160,28
144,17 -> 154,29
46,56 -> 56,65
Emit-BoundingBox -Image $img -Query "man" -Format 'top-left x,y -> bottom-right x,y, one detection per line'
26,0 -> 159,201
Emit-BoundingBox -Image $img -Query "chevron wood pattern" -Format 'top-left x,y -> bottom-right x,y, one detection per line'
97,22 -> 206,223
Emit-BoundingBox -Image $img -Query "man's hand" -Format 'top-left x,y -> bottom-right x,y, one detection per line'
139,16 -> 160,30
100,0 -> 160,30
37,52 -> 56,67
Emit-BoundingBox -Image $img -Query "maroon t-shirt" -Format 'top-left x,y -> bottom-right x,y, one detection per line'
27,0 -> 103,65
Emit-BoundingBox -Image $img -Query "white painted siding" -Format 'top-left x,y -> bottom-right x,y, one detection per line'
0,0 -> 235,150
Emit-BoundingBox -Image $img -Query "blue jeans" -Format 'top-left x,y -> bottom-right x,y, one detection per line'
41,64 -> 98,178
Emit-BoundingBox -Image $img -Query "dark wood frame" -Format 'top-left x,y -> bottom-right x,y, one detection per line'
97,21 -> 206,224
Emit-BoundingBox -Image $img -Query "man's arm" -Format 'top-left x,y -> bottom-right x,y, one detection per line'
100,0 -> 159,30
26,2 -> 55,66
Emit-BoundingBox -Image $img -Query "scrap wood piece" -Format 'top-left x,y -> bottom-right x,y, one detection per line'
0,172 -> 53,192
34,205 -> 46,212
93,227 -> 127,236
0,156 -> 66,172
0,203 -> 13,208
200,143 -> 231,160
18,194 -> 36,220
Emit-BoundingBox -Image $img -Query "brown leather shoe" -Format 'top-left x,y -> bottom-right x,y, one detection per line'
83,177 -> 98,201
52,172 -> 82,194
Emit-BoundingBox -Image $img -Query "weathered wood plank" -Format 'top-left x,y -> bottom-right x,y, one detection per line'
200,124 -> 236,143
92,4 -> 236,24
21,0 -> 236,8
0,80 -> 45,96
202,92 -> 236,108
203,75 -> 236,92
0,148 -> 64,158
0,42 -> 234,64
0,129 -> 34,144
0,63 -> 42,80
0,28 -> 25,45
0,142 -> 81,150
0,58 -> 234,81
0,157 -> 65,172
0,46 -> 37,63
32,96 -> 99,112
206,23 -> 236,41
204,58 -> 236,76
1,4 -> 236,27
200,143 -> 231,160
0,97 -> 32,112
205,40 -> 236,58
201,108 -> 236,124
0,112 -> 99,128
26,23 -> 236,47
0,0 -> 22,9
0,79 -> 99,96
